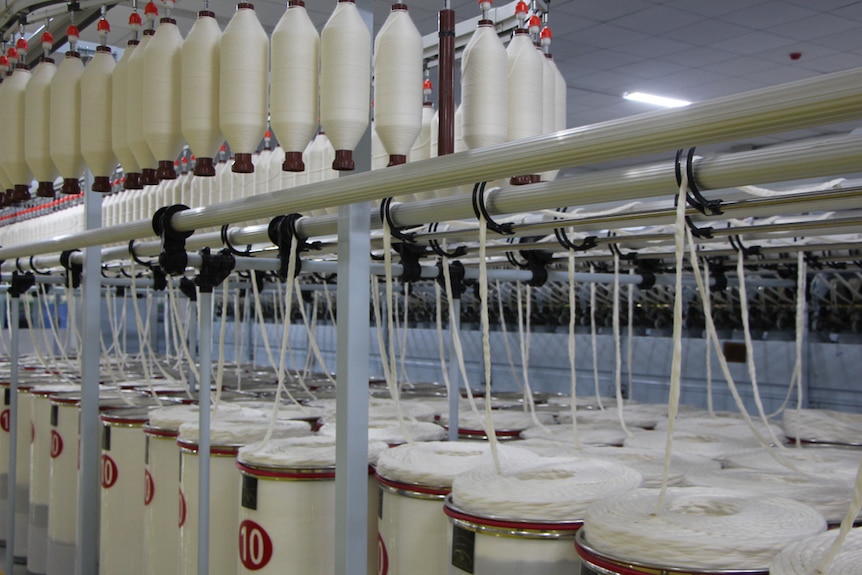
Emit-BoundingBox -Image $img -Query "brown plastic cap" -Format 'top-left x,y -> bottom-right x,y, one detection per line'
124,172 -> 143,190
478,19 -> 494,26
199,10 -> 216,17
232,152 -> 255,173
0,191 -> 8,207
15,63 -> 29,70
387,154 -> 407,167
392,3 -> 408,10
141,168 -> 158,186
288,0 -> 305,6
91,176 -> 112,193
193,157 -> 215,177
61,178 -> 81,195
332,149 -> 355,171
282,151 -> 305,172
160,17 -> 176,24
237,2 -> 255,9
36,181 -> 55,198
65,51 -> 81,59
157,160 -> 178,180
40,57 -> 55,64
509,174 -> 538,186
12,184 -> 31,203
96,46 -> 112,54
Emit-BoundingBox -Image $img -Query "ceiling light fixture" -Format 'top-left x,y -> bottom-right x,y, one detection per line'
623,91 -> 691,108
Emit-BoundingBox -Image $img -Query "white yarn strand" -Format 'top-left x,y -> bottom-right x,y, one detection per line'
478,215 -> 502,473
589,267 -> 603,410
705,262 -> 715,416
655,173 -> 690,513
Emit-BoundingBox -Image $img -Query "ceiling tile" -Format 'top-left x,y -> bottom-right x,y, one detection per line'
754,43 -> 840,65
702,56 -> 777,76
570,69 -> 634,93
783,0 -> 861,11
767,13 -> 860,41
833,2 -> 862,22
809,28 -> 862,52
554,0 -> 656,22
573,49 -> 646,70
659,0 -> 771,18
612,5 -> 705,35
795,52 -> 862,74
742,64 -> 821,85
614,58 -> 690,79
569,24 -> 649,49
664,19 -> 753,47
661,46 -> 739,67
717,2 -> 818,27
709,31 -> 798,55
612,36 -> 696,57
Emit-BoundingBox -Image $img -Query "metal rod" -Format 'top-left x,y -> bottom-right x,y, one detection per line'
5,294 -> 19,574
76,178 -> 102,575
437,6 -> 455,157
0,70 -> 860,261
197,288 -> 213,575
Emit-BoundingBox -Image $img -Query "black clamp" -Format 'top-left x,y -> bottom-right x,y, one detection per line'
609,235 -> 639,262
29,256 -> 51,276
380,198 -> 416,244
59,249 -> 82,289
634,259 -> 660,290
268,214 -> 320,281
553,208 -> 598,252
394,242 -> 427,284
151,265 -> 168,291
729,235 -> 761,258
472,182 -> 514,235
129,239 -> 156,268
708,258 -> 728,292
427,222 -> 467,259
505,238 -> 553,288
9,271 -> 35,298
152,205 -> 193,276
675,148 -> 722,216
675,148 -> 721,239
221,224 -> 252,257
179,277 -> 197,301
436,260 -> 467,298
194,247 -> 236,293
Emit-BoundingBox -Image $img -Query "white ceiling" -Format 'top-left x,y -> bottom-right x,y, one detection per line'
69,0 -> 862,172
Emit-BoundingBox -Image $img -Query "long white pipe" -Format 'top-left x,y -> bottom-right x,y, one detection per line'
0,69 -> 859,262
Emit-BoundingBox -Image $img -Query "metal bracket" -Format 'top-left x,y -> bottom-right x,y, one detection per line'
268,214 -> 321,282
59,249 -> 82,289
194,247 -> 236,294
9,271 -> 35,298
179,277 -> 197,301
394,242 -> 428,284
152,204 -> 193,276
436,259 -> 467,299
472,182 -> 514,235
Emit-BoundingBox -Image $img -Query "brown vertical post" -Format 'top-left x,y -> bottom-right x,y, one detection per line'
437,7 -> 455,156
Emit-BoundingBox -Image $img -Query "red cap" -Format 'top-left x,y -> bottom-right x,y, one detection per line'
15,38 -> 28,52
515,1 -> 528,14
423,79 -> 433,92
528,15 -> 541,33
478,0 -> 492,8
189,155 -> 195,161
97,18 -> 111,36
41,31 -> 54,53
264,130 -> 272,138
129,11 -> 143,29
1,54 -> 11,72
67,25 -> 80,42
541,26 -> 552,41
144,1 -> 159,20
6,46 -> 18,65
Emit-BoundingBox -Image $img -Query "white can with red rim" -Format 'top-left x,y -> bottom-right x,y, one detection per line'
177,418 -> 311,575
375,442 -> 540,575
100,408 -> 151,575
26,384 -> 80,575
235,436 -> 387,575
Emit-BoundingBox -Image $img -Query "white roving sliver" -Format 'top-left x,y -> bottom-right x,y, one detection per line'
376,442 -> 540,488
521,423 -> 629,447
771,528 -> 862,575
782,409 -> 862,445
685,468 -> 855,523
239,435 -> 388,468
579,445 -> 721,488
725,447 -> 862,479
583,487 -> 827,571
452,457 -> 642,521
178,418 -> 310,446
626,429 -> 763,459
318,420 -> 445,445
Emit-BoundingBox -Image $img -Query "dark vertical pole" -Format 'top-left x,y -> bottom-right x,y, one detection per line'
437,6 -> 456,157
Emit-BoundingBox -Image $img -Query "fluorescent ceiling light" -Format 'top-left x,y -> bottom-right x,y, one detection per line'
623,91 -> 691,108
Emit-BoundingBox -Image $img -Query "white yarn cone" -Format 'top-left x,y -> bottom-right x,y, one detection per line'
143,17 -> 185,180
461,20 -> 508,150
182,9 -> 222,176
373,4 -> 423,166
1,64 -> 33,195
81,47 -> 116,192
270,0 -> 319,172
319,0 -> 371,171
50,50 -> 86,195
26,56 -> 60,197
506,30 -> 543,142
112,40 -> 141,189
128,30 -> 159,181
219,2 -> 269,174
